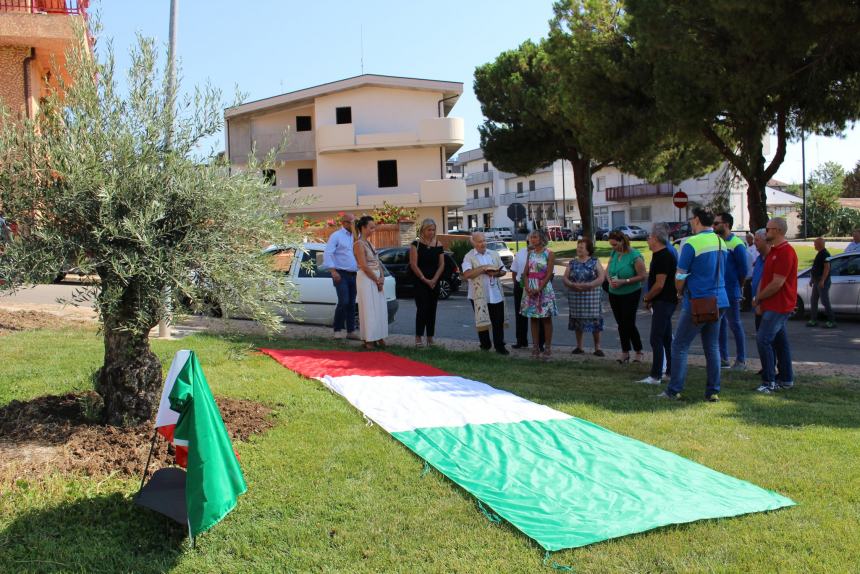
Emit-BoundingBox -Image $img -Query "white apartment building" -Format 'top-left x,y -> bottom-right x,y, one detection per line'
454,147 -> 801,235
224,75 -> 467,229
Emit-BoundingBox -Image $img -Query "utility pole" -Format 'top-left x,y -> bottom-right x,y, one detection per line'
801,128 -> 807,240
159,0 -> 178,339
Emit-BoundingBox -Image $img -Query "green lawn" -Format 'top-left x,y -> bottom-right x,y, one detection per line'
507,240 -> 841,270
1,326 -> 859,573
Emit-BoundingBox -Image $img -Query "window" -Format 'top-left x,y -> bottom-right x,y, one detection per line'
483,162 -> 489,172
262,169 -> 276,186
268,247 -> 295,273
473,189 -> 479,199
630,206 -> 651,222
529,180 -> 536,191
378,160 -> 398,188
379,249 -> 407,265
831,255 -> 860,277
336,106 -> 352,124
298,250 -> 331,278
597,206 -> 610,228
596,176 -> 606,193
484,187 -> 490,198
297,168 -> 313,187
517,182 -> 524,193
296,115 -> 312,132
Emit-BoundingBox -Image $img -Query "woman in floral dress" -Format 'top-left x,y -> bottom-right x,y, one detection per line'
521,229 -> 558,359
563,238 -> 606,356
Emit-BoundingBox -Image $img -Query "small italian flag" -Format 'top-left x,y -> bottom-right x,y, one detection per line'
155,350 -> 247,538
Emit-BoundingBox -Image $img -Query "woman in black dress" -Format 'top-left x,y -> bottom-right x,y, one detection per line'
409,218 -> 445,347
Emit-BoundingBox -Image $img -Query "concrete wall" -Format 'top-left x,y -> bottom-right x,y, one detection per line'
314,86 -> 442,134
0,45 -> 28,117
316,147 -> 439,196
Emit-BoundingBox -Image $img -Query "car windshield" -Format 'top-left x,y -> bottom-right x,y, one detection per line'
487,242 -> 507,250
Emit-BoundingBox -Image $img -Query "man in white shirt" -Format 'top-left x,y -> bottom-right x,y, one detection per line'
510,244 -> 545,350
462,232 -> 509,354
323,213 -> 360,339
845,228 -> 860,254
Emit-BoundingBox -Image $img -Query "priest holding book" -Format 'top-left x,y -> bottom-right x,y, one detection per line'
462,231 -> 509,355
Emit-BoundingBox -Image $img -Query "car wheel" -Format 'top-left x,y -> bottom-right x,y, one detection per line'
53,272 -> 66,284
790,296 -> 804,320
438,279 -> 452,300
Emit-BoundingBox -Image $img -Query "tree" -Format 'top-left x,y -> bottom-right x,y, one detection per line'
626,0 -> 860,231
802,162 -> 849,235
843,160 -> 860,198
0,32 -> 300,425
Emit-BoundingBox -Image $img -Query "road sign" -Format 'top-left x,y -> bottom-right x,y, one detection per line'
507,202 -> 527,222
672,191 -> 689,209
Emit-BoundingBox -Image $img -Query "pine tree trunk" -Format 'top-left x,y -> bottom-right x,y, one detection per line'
570,156 -> 594,241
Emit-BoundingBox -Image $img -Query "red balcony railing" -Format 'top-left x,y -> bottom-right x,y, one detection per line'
605,182 -> 676,202
0,0 -> 88,15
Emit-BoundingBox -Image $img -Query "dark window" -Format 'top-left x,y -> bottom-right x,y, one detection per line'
483,162 -> 489,172
529,180 -> 536,191
378,250 -> 397,264
298,251 -> 331,279
262,169 -> 276,186
473,189 -> 478,199
484,187 -> 490,198
296,115 -> 312,132
336,107 -> 352,124
517,182 -> 523,193
378,160 -> 398,188
297,168 -> 313,187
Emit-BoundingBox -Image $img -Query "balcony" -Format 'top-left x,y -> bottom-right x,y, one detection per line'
464,196 -> 494,210
605,182 -> 676,202
279,184 -> 358,213
1,1 -> 87,14
0,1 -> 89,65
317,117 -> 464,154
465,170 -> 493,185
420,178 -> 465,207
500,187 -> 556,205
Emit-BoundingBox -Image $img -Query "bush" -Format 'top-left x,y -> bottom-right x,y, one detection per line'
449,240 -> 472,266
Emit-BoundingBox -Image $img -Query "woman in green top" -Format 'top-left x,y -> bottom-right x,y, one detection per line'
607,231 -> 648,363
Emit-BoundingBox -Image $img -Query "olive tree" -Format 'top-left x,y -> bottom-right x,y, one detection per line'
0,32 -> 301,425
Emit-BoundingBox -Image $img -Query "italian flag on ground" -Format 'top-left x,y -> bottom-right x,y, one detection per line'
155,350 -> 247,538
263,349 -> 794,551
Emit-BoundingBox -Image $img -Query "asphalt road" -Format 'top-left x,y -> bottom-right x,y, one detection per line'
388,278 -> 860,366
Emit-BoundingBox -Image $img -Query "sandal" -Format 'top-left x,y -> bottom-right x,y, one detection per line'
362,342 -> 374,350
542,348 -> 552,361
571,347 -> 584,355
593,349 -> 605,357
531,347 -> 542,360
633,352 -> 645,363
617,353 -> 630,364
375,340 -> 386,349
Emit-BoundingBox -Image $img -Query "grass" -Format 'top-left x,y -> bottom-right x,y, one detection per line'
1,325 -> 859,573
507,240 -> 842,269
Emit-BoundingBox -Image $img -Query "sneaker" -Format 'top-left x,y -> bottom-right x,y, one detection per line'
346,331 -> 361,341
635,376 -> 662,385
755,383 -> 776,393
333,331 -> 346,340
720,359 -> 731,368
571,347 -> 584,355
730,361 -> 747,371
656,391 -> 682,400
705,394 -> 720,402
593,349 -> 605,357
777,381 -> 794,390
824,321 -> 836,329
661,374 -> 671,383
805,320 -> 818,327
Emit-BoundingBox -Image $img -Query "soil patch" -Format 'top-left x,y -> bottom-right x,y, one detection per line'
0,308 -> 78,335
0,392 -> 274,482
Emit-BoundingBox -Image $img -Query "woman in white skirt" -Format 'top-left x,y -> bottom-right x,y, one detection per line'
352,215 -> 388,348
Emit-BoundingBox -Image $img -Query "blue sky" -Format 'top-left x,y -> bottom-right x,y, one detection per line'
97,0 -> 857,184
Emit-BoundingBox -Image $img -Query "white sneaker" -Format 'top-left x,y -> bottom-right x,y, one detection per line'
346,331 -> 361,341
755,383 -> 776,393
635,376 -> 662,385
333,331 -> 346,340
661,374 -> 671,383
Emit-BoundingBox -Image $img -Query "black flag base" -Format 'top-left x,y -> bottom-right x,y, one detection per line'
134,467 -> 188,526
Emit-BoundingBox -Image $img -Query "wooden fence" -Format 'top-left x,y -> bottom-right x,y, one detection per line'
303,222 -> 412,249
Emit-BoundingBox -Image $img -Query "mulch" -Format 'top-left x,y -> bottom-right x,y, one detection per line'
0,391 -> 274,482
0,308 -> 73,335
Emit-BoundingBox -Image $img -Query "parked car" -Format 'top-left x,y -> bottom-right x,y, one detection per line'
546,226 -> 574,241
377,246 -> 462,299
489,226 -> 514,241
794,251 -> 860,319
594,227 -> 610,240
611,225 -> 649,241
264,243 -> 398,325
486,241 -> 515,270
657,221 -> 693,240
448,229 -> 472,236
469,227 -> 501,240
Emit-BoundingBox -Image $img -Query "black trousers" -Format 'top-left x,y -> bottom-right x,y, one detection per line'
471,300 -> 506,351
414,281 -> 439,337
513,281 -> 545,348
608,289 -> 643,353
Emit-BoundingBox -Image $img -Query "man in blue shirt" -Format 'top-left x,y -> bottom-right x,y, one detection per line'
714,212 -> 750,370
658,207 -> 727,402
323,212 -> 360,339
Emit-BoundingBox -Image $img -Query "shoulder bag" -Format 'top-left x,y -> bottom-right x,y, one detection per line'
689,238 -> 722,325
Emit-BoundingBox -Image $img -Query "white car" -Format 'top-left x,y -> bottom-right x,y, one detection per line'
264,243 -> 398,326
795,251 -> 860,318
489,226 -> 514,241
486,241 -> 515,270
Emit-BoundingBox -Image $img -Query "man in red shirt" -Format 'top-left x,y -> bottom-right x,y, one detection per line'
752,217 -> 797,393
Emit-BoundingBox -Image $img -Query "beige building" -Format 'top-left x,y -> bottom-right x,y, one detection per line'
225,75 -> 467,230
0,1 -> 89,121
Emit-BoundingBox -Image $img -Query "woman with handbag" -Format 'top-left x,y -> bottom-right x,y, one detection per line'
409,219 -> 445,347
606,231 -> 648,363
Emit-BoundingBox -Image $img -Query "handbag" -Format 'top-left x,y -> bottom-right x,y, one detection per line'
689,238 -> 722,325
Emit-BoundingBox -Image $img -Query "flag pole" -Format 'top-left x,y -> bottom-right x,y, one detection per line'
137,429 -> 160,494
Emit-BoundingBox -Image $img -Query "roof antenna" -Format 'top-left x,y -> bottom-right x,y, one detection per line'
360,25 -> 364,74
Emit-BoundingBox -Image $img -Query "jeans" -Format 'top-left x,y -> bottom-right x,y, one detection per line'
649,300 -> 676,379
332,271 -> 357,332
810,278 -> 835,323
608,289 -> 643,353
414,281 -> 439,337
719,297 -> 746,363
756,311 -> 794,385
667,307 -> 725,397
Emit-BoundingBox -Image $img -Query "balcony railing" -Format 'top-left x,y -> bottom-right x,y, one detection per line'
0,0 -> 88,15
500,186 -> 556,205
605,182 -> 676,202
465,196 -> 494,210
465,170 -> 493,185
